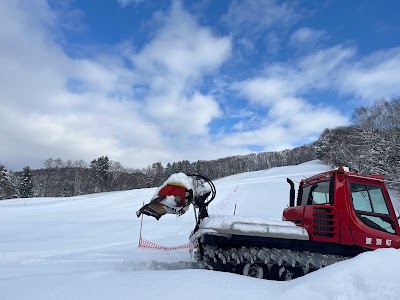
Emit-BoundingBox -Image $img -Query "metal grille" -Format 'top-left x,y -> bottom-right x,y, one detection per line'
313,208 -> 335,238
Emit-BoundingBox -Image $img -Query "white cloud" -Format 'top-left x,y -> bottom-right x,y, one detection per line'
289,27 -> 326,48
222,0 -> 301,35
230,45 -> 356,110
146,92 -> 222,136
233,121 -> 244,130
221,0 -> 302,54
234,78 -> 295,105
129,0 -> 230,135
133,1 -> 231,80
339,48 -> 400,101
226,46 -> 356,151
225,81 -> 349,151
117,0 -> 144,7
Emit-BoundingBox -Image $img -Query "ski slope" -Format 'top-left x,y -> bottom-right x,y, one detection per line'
1,160 -> 400,300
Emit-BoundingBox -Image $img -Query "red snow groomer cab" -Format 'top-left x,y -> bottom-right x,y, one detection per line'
283,166 -> 400,252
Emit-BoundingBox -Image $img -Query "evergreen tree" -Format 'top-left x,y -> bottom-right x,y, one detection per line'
90,156 -> 110,192
0,165 -> 14,199
19,166 -> 33,198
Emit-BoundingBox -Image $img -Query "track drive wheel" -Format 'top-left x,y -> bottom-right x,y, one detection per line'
242,263 -> 265,279
270,265 -> 304,281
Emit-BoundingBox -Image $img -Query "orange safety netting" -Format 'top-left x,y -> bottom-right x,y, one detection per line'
138,237 -> 189,250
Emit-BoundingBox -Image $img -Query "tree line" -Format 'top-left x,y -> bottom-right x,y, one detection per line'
0,146 -> 316,200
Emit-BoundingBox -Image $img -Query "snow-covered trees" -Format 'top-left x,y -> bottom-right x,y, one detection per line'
0,165 -> 18,199
0,144 -> 317,200
316,98 -> 400,194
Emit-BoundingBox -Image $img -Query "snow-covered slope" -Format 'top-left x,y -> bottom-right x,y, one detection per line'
1,160 -> 400,300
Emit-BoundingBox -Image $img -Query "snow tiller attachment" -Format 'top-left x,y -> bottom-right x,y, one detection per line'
136,173 -> 216,220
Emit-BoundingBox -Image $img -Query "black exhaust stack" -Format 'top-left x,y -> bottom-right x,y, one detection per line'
286,178 -> 295,207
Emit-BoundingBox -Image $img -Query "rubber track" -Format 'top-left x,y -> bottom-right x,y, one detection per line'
201,245 -> 349,273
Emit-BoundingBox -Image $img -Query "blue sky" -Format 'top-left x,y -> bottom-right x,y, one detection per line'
1,0 -> 400,170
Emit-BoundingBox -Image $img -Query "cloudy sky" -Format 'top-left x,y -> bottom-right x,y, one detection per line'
1,0 -> 400,170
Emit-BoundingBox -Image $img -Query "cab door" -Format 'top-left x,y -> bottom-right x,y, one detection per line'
348,180 -> 400,249
299,179 -> 341,243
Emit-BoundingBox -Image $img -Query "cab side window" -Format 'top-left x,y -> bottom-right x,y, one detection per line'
350,183 -> 394,234
301,180 -> 331,205
351,183 -> 389,214
351,184 -> 373,212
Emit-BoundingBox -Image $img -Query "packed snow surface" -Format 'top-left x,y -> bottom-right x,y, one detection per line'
1,160 -> 400,299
